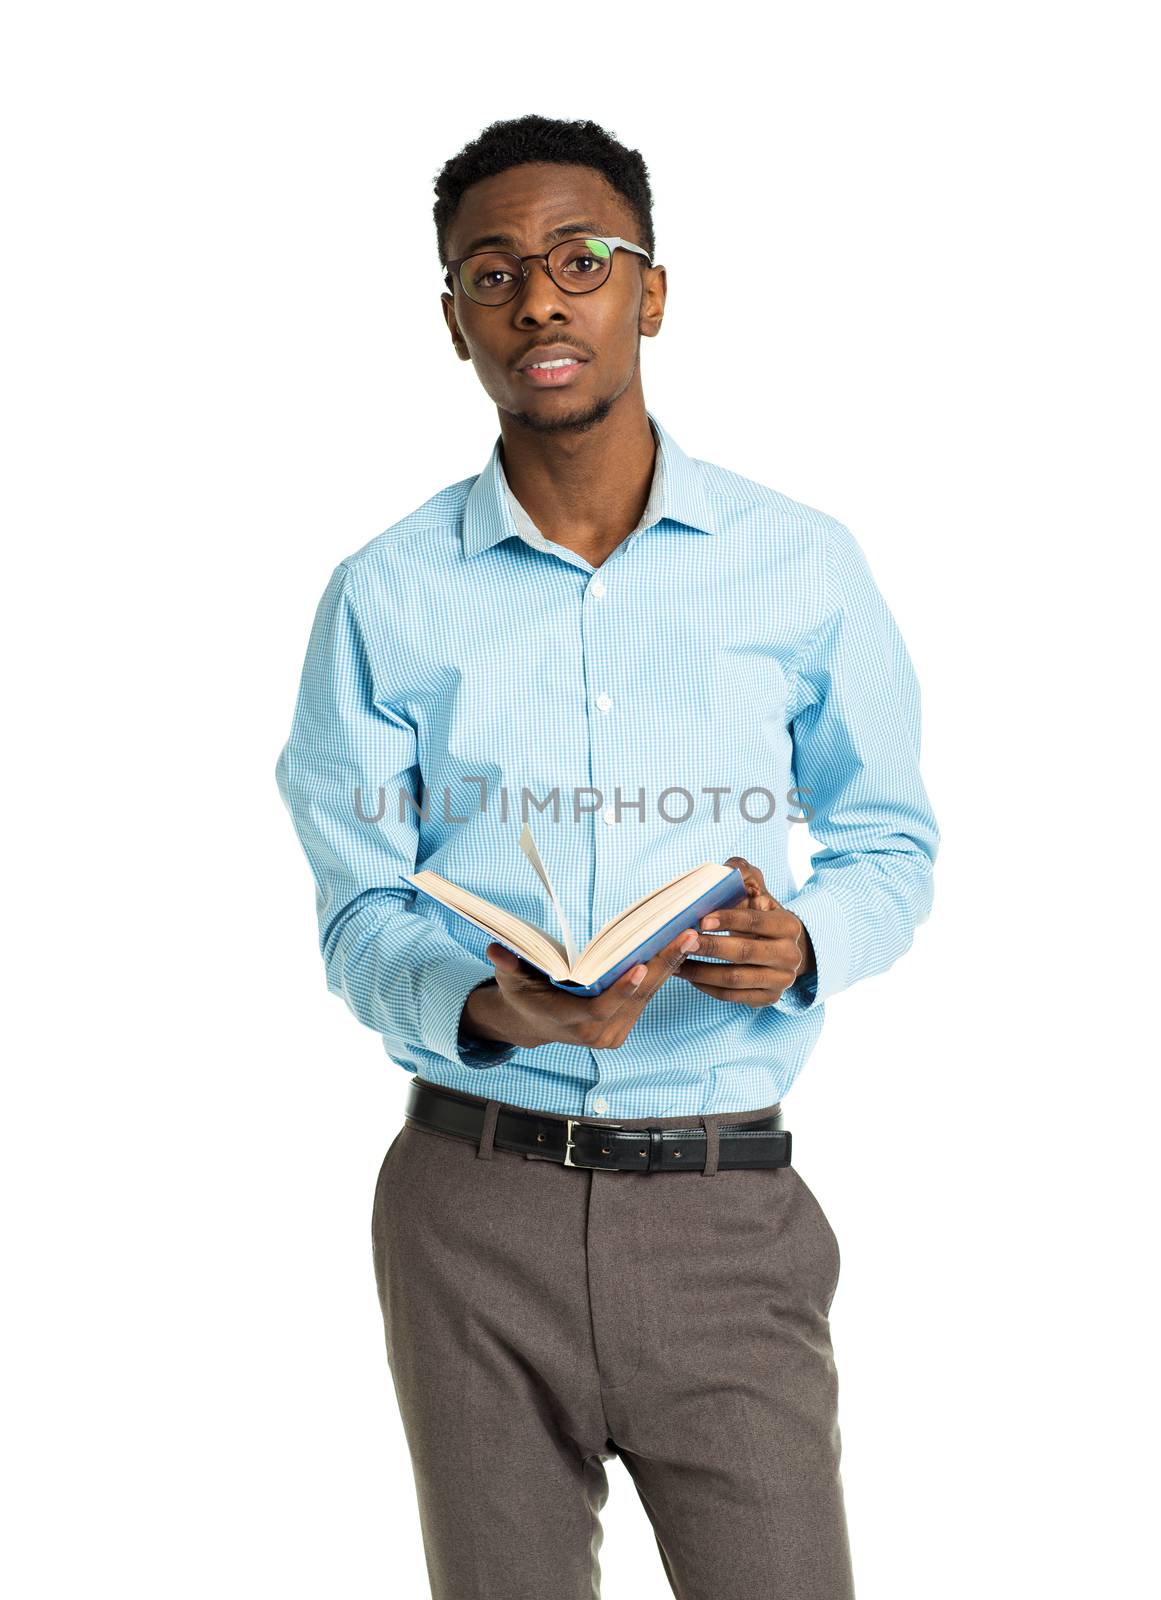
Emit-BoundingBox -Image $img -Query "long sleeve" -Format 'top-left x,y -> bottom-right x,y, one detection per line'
774,520 -> 940,1012
274,561 -> 518,1070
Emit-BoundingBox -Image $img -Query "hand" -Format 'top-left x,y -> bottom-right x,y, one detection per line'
672,857 -> 815,1007
463,925 -> 701,1051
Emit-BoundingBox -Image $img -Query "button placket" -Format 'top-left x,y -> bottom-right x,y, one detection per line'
580,545 -> 637,1101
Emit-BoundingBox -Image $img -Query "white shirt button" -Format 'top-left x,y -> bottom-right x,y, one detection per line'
593,1097 -> 609,1113
590,578 -> 605,598
602,806 -> 616,825
595,692 -> 613,712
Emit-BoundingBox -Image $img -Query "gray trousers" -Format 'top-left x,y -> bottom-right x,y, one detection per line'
371,1078 -> 856,1599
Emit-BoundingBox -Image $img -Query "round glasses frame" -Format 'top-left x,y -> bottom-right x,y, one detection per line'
442,234 -> 653,306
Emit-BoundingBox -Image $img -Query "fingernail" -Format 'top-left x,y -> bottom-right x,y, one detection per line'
701,915 -> 719,929
680,931 -> 698,951
630,965 -> 646,987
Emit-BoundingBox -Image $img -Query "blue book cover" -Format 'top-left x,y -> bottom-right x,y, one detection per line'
534,868 -> 748,995
402,824 -> 748,996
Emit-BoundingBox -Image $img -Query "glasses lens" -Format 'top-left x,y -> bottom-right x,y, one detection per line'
548,237 -> 613,292
459,252 -> 522,304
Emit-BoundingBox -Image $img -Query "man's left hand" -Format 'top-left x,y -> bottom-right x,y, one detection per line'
673,857 -> 815,1007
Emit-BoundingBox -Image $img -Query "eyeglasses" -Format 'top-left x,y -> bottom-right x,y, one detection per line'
442,234 -> 653,306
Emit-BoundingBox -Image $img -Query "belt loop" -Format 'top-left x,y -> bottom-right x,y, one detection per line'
699,1115 -> 720,1177
648,1127 -> 665,1172
476,1099 -> 501,1160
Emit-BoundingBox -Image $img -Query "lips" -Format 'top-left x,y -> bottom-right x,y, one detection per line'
516,353 -> 589,389
515,345 -> 590,373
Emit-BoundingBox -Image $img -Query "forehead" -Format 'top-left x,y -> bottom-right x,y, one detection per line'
447,162 -> 634,255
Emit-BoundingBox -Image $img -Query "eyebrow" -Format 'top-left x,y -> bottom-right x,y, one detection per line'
458,221 -> 607,257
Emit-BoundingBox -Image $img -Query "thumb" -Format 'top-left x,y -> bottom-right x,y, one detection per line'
725,856 -> 768,895
486,942 -> 522,975
486,942 -> 548,985
726,857 -> 776,909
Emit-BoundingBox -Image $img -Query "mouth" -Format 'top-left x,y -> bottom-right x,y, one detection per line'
515,353 -> 590,388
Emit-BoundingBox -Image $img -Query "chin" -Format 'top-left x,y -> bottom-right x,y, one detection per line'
506,394 -> 616,435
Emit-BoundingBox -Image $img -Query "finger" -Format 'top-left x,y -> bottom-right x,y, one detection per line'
724,857 -> 774,901
627,929 -> 699,1003
681,932 -> 802,968
600,928 -> 698,1020
582,965 -> 650,1029
486,942 -> 551,986
608,959 -> 650,996
676,960 -> 796,992
743,879 -> 780,915
724,858 -> 762,906
680,976 -> 777,1006
638,927 -> 702,997
697,907 -> 799,937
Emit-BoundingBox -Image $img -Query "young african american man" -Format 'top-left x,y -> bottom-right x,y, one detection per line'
276,113 -> 939,1600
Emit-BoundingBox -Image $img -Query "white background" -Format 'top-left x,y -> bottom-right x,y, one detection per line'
3,3 -> 1156,1595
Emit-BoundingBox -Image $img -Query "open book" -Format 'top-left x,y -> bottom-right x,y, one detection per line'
402,824 -> 747,996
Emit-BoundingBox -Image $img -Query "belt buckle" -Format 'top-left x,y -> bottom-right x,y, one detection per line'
563,1117 -> 623,1169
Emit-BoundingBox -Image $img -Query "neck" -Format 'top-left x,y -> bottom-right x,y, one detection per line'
497,391 -> 657,567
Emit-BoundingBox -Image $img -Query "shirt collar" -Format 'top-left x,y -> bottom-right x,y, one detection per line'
461,409 -> 718,559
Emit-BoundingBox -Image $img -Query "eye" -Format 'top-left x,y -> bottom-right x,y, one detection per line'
554,238 -> 612,282
562,255 -> 599,276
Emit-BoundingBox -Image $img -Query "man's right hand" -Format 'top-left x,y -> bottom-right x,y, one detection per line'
461,927 -> 700,1052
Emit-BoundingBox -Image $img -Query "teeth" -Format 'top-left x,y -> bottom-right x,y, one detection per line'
528,358 -> 580,369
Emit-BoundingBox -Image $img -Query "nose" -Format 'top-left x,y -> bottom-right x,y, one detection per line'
510,258 -> 574,325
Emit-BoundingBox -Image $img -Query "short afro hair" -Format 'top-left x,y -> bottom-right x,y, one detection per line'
433,114 -> 655,273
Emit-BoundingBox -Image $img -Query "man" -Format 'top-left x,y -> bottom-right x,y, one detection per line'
275,113 -> 939,1600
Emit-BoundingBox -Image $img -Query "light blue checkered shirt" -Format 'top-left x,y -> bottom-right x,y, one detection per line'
275,412 -> 939,1117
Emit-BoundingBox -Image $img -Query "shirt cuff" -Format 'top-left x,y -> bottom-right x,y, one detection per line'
774,884 -> 851,1011
422,957 -> 519,1069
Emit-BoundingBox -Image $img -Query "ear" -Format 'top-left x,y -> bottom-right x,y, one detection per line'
440,291 -> 471,362
639,264 -> 667,339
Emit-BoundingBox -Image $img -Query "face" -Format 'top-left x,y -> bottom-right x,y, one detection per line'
440,162 -> 667,435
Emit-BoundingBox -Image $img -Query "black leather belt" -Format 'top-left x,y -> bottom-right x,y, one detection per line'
402,1077 -> 791,1174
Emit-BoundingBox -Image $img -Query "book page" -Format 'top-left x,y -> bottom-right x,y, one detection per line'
574,863 -> 733,984
518,824 -> 580,970
587,861 -> 713,948
402,870 -> 570,979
